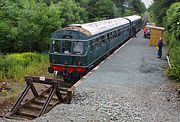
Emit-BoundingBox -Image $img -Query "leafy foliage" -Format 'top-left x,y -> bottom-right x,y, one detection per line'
94,0 -> 115,20
0,0 -> 63,53
82,0 -> 146,21
0,0 -> 88,53
165,2 -> 180,81
59,0 -> 88,27
166,2 -> 180,41
148,0 -> 179,26
0,0 -> 146,53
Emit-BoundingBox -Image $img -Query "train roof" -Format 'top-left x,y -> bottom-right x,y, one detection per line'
123,15 -> 142,22
60,15 -> 142,37
64,18 -> 129,36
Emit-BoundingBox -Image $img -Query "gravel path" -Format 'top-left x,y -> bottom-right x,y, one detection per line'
1,31 -> 180,122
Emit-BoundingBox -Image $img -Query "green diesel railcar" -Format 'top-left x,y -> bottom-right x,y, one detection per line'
48,15 -> 142,81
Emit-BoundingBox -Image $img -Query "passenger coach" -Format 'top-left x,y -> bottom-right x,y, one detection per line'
48,15 -> 142,81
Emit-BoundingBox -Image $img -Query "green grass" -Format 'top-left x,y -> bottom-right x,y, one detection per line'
0,52 -> 49,83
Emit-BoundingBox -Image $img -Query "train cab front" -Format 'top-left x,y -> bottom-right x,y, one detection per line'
48,38 -> 88,82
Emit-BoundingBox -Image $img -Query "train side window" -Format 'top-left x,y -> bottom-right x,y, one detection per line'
118,29 -> 120,36
92,39 -> 96,45
90,39 -> 96,52
110,32 -> 112,39
115,30 -> 118,38
112,31 -> 115,39
114,31 -> 116,38
100,35 -> 106,46
102,39 -> 106,46
107,33 -> 110,39
100,35 -> 104,40
123,27 -> 125,32
104,34 -> 108,40
95,38 -> 100,50
73,41 -> 83,54
127,26 -> 129,31
119,29 -> 122,36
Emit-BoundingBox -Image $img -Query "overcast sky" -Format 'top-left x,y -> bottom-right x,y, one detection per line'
141,0 -> 153,8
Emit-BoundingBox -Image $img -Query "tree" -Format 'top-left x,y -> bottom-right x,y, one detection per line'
17,0 -> 63,52
166,2 -> 180,81
166,2 -> 180,40
94,0 -> 115,20
149,0 -> 179,26
59,0 -> 88,27
128,0 -> 146,15
0,0 -> 63,53
0,0 -> 21,52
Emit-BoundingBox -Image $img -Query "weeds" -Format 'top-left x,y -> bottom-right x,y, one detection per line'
0,52 -> 49,83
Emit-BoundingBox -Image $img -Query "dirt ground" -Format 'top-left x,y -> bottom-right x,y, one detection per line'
0,82 -> 24,116
0,80 -> 51,117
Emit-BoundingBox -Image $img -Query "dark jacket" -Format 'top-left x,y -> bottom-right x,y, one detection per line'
157,39 -> 163,56
158,39 -> 163,50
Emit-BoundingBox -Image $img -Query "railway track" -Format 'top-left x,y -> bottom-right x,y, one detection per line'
3,76 -> 76,120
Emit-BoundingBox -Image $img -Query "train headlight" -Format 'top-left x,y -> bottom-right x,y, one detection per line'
48,67 -> 54,74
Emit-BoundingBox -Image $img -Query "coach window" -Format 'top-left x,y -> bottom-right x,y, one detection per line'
102,36 -> 106,46
100,35 -> 105,46
115,30 -> 118,38
95,38 -> 100,50
110,32 -> 113,40
118,29 -> 120,36
52,40 -> 60,53
113,31 -> 116,39
107,33 -> 110,39
127,26 -> 129,32
73,41 -> 84,54
91,39 -> 96,52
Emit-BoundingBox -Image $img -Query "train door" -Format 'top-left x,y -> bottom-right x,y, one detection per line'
89,39 -> 95,63
100,35 -> 108,55
106,33 -> 111,52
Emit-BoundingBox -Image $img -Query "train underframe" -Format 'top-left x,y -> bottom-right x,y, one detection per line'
48,65 -> 87,82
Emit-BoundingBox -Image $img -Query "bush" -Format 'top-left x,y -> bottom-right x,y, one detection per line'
166,2 -> 180,81
166,36 -> 180,81
0,52 -> 49,83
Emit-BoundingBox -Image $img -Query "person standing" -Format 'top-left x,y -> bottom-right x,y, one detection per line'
157,38 -> 163,58
143,26 -> 147,34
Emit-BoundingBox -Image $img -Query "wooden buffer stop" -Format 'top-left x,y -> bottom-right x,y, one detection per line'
4,76 -> 78,120
147,25 -> 165,46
